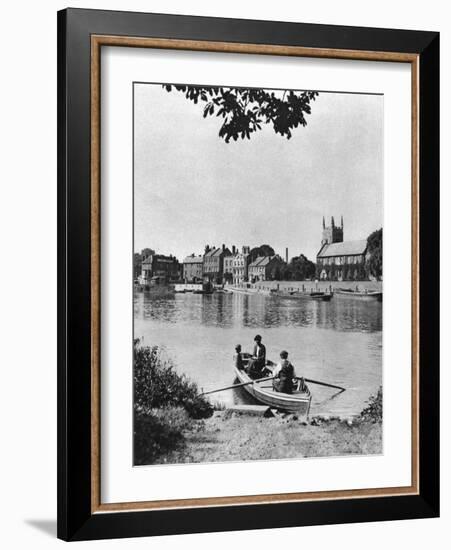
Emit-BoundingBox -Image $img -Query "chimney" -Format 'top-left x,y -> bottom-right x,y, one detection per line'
232,245 -> 236,255
285,247 -> 288,264
222,244 -> 225,251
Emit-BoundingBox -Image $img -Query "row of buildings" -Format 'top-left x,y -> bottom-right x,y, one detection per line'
136,216 -> 375,285
183,245 -> 286,285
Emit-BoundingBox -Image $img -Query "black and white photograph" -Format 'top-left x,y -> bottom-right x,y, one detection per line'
133,82 -> 384,466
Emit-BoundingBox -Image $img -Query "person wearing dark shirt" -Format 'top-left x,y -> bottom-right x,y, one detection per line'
272,350 -> 296,394
246,334 -> 266,379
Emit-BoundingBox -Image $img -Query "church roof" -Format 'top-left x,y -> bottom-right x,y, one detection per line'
317,240 -> 367,258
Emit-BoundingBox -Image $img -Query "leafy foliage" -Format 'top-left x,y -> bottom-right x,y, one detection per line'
134,340 -> 213,419
287,254 -> 316,280
359,387 -> 383,423
365,228 -> 383,280
316,261 -> 366,281
163,84 -> 319,142
248,244 -> 275,264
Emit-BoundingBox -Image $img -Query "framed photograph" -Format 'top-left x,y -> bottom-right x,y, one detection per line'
57,8 -> 439,541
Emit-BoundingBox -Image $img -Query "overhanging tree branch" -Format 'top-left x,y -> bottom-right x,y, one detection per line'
163,84 -> 319,143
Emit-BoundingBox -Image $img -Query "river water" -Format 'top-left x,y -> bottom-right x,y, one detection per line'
134,291 -> 382,417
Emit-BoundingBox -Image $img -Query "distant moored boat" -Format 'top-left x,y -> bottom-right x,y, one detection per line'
335,288 -> 382,301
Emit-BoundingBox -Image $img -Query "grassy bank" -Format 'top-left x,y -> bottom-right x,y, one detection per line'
161,413 -> 382,464
142,383 -> 383,465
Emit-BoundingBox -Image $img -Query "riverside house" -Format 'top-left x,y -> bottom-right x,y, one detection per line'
140,254 -> 181,284
248,255 -> 286,282
232,246 -> 251,284
223,253 -> 235,284
203,245 -> 232,284
182,254 -> 204,283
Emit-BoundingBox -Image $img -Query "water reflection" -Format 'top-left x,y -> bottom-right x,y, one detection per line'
135,291 -> 382,333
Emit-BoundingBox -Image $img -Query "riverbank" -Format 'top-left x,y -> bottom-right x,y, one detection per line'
135,279 -> 383,296
146,388 -> 383,465
247,280 -> 382,293
155,412 -> 382,465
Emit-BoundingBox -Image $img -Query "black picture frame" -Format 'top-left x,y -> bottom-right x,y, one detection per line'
57,7 -> 439,541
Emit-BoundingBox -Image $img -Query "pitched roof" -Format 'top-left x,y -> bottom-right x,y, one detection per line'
183,255 -> 203,264
143,254 -> 177,264
317,240 -> 367,258
248,256 -> 266,268
249,255 -> 283,268
204,247 -> 231,257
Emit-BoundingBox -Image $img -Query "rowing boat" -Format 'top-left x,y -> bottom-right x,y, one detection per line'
335,288 -> 382,301
234,361 -> 312,416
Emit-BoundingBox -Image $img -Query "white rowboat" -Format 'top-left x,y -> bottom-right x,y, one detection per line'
234,363 -> 312,417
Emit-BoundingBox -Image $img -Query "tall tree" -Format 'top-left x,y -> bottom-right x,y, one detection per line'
163,85 -> 318,143
288,254 -> 316,280
365,228 -> 383,280
248,244 -> 275,264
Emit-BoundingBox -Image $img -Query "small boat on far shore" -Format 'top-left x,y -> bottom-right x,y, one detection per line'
193,288 -> 214,294
310,292 -> 333,301
275,291 -> 333,302
335,288 -> 382,301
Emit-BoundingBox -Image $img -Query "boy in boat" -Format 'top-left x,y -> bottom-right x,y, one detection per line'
246,335 -> 266,379
234,344 -> 244,370
272,350 -> 297,394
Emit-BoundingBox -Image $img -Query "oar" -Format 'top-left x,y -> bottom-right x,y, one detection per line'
297,377 -> 345,392
198,375 -> 274,396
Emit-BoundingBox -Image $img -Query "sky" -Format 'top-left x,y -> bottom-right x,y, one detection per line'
134,83 -> 383,262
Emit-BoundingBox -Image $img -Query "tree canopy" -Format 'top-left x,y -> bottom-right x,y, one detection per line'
163,85 -> 319,143
365,228 -> 383,280
288,254 -> 316,281
248,244 -> 275,264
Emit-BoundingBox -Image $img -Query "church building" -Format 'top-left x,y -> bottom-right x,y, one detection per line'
316,216 -> 368,281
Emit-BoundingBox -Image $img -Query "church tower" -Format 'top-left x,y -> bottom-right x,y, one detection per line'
321,215 -> 344,245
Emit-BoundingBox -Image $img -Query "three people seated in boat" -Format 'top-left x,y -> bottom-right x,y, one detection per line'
235,340 -> 306,395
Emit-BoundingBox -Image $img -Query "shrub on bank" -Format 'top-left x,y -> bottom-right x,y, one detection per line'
133,341 -> 214,464
359,386 -> 383,423
134,339 -> 213,419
